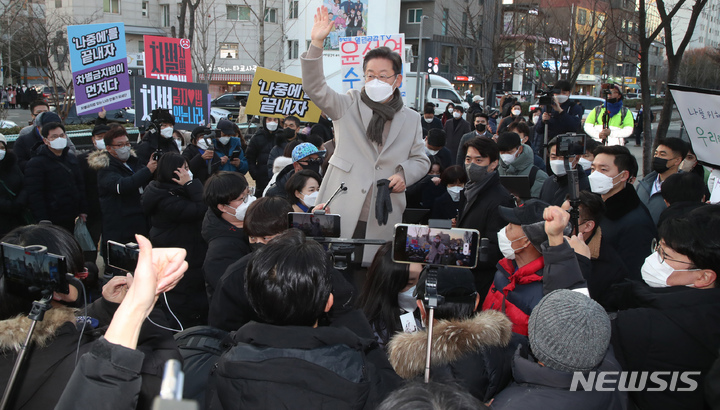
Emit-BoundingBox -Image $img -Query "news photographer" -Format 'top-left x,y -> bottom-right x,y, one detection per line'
136,109 -> 181,166
0,225 -> 181,410
533,81 -> 583,146
54,235 -> 187,410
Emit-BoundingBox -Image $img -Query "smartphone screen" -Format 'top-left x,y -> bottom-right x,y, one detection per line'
288,213 -> 341,238
392,224 -> 480,269
107,241 -> 140,273
556,134 -> 587,157
1,243 -> 69,294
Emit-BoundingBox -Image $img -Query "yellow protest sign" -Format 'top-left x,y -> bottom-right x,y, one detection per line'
245,67 -> 322,122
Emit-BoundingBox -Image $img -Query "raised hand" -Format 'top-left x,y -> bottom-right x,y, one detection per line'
311,6 -> 333,48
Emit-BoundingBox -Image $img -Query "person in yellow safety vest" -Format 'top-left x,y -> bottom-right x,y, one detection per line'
583,84 -> 634,146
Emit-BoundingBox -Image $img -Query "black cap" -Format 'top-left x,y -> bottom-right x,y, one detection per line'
417,267 -> 477,303
191,126 -> 212,139
216,119 -> 236,135
498,199 -> 550,225
92,124 -> 111,136
38,111 -> 62,126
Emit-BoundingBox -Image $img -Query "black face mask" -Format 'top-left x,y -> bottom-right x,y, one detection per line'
250,243 -> 265,252
652,157 -> 672,174
475,123 -> 486,133
302,159 -> 322,175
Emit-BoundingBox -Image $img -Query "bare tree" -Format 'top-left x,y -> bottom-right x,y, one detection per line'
178,0 -> 202,44
677,47 -> 720,89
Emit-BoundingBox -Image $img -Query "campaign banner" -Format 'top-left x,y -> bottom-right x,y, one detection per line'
245,67 -> 321,122
134,77 -> 209,131
144,35 -> 192,82
669,84 -> 720,168
67,23 -> 131,115
339,34 -> 406,96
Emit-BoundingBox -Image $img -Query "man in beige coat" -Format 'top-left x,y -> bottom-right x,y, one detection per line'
302,6 -> 430,264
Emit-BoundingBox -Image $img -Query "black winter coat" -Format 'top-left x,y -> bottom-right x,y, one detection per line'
135,130 -> 181,166
13,126 -> 77,172
576,227 -> 631,310
388,310 -> 523,403
457,172 -> 515,302
200,209 -> 251,302
265,164 -> 295,199
78,147 -> 102,220
245,128 -> 276,193
430,191 -> 460,220
24,145 -> 86,230
0,151 -> 26,236
90,150 -> 153,246
600,185 -> 657,277
207,321 -> 401,410
491,345 -> 627,410
142,179 -> 208,326
538,164 -> 590,206
611,283 -> 720,410
0,302 -> 181,410
208,252 -> 360,335
443,118 -> 472,161
182,144 -> 222,184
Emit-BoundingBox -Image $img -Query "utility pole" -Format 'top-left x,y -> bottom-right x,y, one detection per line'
415,15 -> 428,110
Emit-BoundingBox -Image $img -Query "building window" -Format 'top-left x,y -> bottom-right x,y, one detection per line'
138,40 -> 144,53
577,9 -> 587,25
55,0 -> 62,8
264,7 -> 278,23
593,61 -> 601,74
141,1 -> 148,16
408,8 -> 423,23
440,45 -> 452,73
220,43 -> 239,59
462,12 -> 468,37
227,5 -> 251,21
289,0 -> 298,19
161,4 -> 170,26
103,0 -> 119,13
442,8 -> 449,35
288,39 -> 299,59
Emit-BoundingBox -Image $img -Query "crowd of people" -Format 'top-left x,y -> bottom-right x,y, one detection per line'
1,84 -> 39,110
0,7 -> 718,409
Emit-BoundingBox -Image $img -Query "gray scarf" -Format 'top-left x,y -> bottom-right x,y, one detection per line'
360,88 -> 403,145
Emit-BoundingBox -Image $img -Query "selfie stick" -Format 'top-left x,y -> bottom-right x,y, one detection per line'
423,265 -> 442,383
152,360 -> 198,410
0,294 -> 52,410
318,182 -> 347,215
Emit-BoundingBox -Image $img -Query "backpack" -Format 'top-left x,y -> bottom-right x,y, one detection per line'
174,326 -> 233,408
593,105 -> 630,127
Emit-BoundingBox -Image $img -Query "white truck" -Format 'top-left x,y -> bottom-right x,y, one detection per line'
402,72 -> 469,115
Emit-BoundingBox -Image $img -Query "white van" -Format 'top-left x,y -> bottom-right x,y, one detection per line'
403,72 -> 469,115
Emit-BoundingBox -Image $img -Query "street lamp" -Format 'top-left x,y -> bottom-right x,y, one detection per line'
415,14 -> 429,110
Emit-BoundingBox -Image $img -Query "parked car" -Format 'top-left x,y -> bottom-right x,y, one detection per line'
210,107 -> 231,126
211,92 -> 249,110
37,85 -> 69,106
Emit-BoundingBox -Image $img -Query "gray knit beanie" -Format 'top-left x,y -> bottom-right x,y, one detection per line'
528,289 -> 611,373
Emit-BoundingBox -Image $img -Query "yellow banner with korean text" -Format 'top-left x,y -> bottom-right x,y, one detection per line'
245,67 -> 322,122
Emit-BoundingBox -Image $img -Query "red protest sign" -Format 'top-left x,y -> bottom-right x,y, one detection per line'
144,35 -> 192,82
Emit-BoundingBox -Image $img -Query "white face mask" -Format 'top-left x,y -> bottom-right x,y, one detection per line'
425,147 -> 439,156
364,78 -> 395,102
398,285 -> 417,313
532,115 -> 540,123
175,139 -> 183,151
302,191 -> 319,207
160,127 -> 174,139
447,186 -> 462,202
266,121 -> 278,131
578,157 -> 592,171
512,109 -> 521,116
496,226 -> 527,260
500,149 -> 519,165
550,159 -> 567,176
48,136 -> 68,150
588,171 -> 621,195
197,138 -> 210,150
680,159 -> 697,173
225,195 -> 256,221
452,112 -> 462,119
0,149 -> 5,161
555,94 -> 569,104
186,169 -> 194,180
424,117 -> 433,123
114,145 -> 131,161
641,251 -> 701,288
94,138 -> 106,150
218,136 -> 231,145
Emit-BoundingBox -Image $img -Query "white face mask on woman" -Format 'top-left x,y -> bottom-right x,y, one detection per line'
398,286 -> 417,313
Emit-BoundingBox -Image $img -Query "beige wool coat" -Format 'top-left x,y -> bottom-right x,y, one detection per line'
301,47 -> 430,263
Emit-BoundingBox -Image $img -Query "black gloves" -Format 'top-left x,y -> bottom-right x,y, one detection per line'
375,179 -> 393,226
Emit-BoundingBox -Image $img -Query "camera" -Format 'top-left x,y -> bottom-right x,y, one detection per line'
392,224 -> 480,268
555,133 -> 587,157
1,243 -> 69,295
152,149 -> 163,161
107,241 -> 140,273
538,88 -> 560,107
